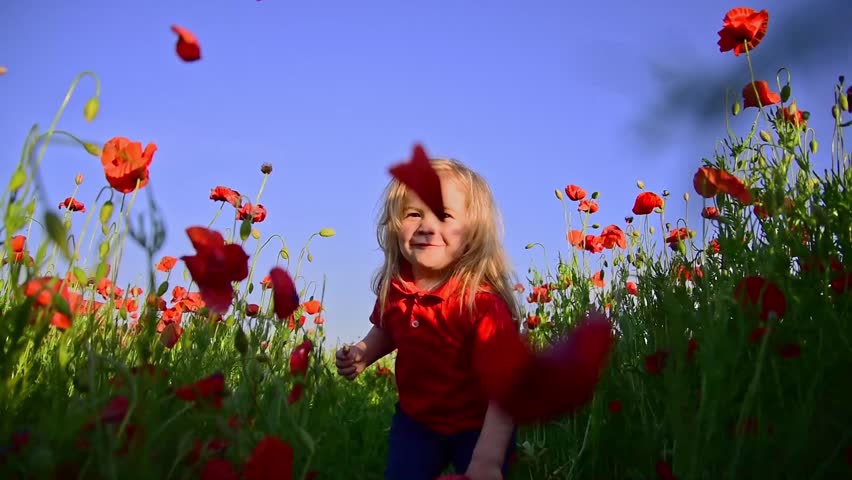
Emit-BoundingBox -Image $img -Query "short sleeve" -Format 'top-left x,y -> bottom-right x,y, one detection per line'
369,298 -> 382,327
470,294 -> 533,403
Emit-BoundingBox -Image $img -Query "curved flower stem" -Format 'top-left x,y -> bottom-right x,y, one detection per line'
33,71 -> 101,171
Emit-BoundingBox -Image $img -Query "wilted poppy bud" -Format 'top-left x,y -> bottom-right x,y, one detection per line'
319,228 -> 336,237
83,97 -> 99,122
261,163 -> 273,174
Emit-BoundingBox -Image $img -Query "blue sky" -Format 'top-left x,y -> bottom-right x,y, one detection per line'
1,0 -> 847,344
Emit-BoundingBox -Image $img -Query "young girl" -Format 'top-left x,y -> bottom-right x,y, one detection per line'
335,157 -> 522,480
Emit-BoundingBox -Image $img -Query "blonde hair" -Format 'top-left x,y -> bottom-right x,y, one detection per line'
371,157 -> 521,323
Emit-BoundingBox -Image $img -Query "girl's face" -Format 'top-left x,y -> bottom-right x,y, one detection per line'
397,177 -> 469,286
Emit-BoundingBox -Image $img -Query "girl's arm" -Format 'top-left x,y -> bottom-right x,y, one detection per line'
466,402 -> 514,478
355,325 -> 395,366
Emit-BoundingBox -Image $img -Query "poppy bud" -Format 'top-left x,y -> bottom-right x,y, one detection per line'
9,169 -> 25,191
239,217 -> 251,241
840,92 -> 849,113
809,140 -> 818,155
83,142 -> 101,156
625,216 -> 633,224
759,130 -> 772,142
591,191 -> 600,200
788,102 -> 798,115
251,228 -> 261,240
636,180 -> 645,190
649,226 -> 655,234
261,163 -> 273,174
662,190 -> 670,197
83,97 -> 99,122
554,189 -> 563,200
280,247 -> 289,260
307,253 -> 313,263
234,327 -> 248,356
157,281 -> 169,296
732,101 -> 741,116
780,84 -> 791,103
832,105 -> 841,120
665,222 -> 672,230
98,241 -> 110,260
676,241 -> 687,255
801,111 -> 810,121
683,193 -> 689,201
319,228 -> 336,237
525,243 -> 535,250
100,201 -> 114,225
256,353 -> 270,363
591,223 -> 600,229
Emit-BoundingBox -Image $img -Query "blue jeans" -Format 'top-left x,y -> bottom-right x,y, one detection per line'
385,403 -> 516,480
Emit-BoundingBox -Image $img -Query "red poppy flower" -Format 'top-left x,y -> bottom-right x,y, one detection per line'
564,184 -> 587,201
156,255 -> 178,272
632,191 -> 663,215
23,276 -> 81,330
583,235 -> 604,254
180,227 -> 250,313
289,339 -> 313,376
656,459 -> 677,480
244,435 -> 294,480
58,197 -> 85,212
237,203 -> 267,224
717,7 -> 769,56
608,400 -> 622,413
708,239 -> 721,254
525,315 -> 540,330
171,25 -> 201,62
270,267 -> 300,320
578,199 -> 599,213
175,372 -> 226,409
100,137 -> 157,194
626,281 -> 638,296
566,229 -> 583,248
246,303 -> 260,317
778,106 -> 806,127
645,350 -> 668,374
287,383 -> 304,404
734,276 -> 786,321
742,81 -> 781,108
302,299 -> 322,315
599,225 -> 627,249
527,284 -> 551,303
201,459 -> 239,480
701,206 -> 720,219
830,272 -> 852,294
389,143 -> 445,220
8,234 -> 28,263
692,167 -> 752,204
778,343 -> 800,359
591,270 -> 604,288
209,186 -> 242,208
747,326 -> 768,344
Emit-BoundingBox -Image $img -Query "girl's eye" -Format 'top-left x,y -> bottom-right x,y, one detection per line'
442,213 -> 453,219
405,211 -> 421,218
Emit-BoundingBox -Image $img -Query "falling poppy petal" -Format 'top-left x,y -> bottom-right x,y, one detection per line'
171,25 -> 201,62
389,143 -> 445,220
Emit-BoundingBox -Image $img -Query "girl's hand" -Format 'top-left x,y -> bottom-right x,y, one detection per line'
335,344 -> 367,380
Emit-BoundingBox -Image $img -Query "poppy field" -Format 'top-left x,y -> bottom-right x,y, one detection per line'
2,6 -> 851,480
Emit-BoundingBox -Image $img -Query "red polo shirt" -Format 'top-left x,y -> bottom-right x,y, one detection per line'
370,267 -> 523,435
